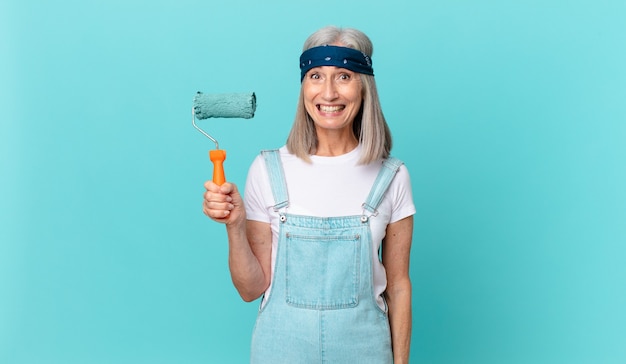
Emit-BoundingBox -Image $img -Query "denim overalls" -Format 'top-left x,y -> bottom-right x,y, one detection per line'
250,150 -> 403,364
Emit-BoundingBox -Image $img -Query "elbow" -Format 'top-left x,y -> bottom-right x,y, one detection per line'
241,295 -> 257,302
385,277 -> 412,299
231,270 -> 270,302
234,279 -> 270,303
240,291 -> 263,302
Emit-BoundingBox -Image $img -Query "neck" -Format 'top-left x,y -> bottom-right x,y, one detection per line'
315,133 -> 359,157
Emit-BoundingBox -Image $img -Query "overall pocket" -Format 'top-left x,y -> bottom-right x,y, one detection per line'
285,232 -> 361,310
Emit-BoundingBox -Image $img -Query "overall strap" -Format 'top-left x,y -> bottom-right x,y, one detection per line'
261,150 -> 289,211
362,157 -> 404,215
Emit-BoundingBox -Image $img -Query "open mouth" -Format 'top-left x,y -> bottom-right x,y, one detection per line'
318,105 -> 345,113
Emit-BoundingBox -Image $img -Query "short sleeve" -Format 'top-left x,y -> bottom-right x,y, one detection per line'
243,154 -> 274,223
388,164 -> 416,223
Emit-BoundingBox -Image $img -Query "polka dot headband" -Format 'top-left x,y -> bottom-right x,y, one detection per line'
299,45 -> 374,81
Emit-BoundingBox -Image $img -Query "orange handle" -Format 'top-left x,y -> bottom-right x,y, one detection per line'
209,149 -> 226,185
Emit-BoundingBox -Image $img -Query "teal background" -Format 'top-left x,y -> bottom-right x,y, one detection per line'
1,0 -> 625,363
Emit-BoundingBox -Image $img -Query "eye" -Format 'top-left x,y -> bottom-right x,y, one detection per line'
338,73 -> 352,81
309,72 -> 321,80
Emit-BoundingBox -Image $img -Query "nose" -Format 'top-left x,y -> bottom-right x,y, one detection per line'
321,78 -> 338,100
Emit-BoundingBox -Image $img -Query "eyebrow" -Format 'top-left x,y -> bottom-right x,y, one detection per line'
308,67 -> 355,75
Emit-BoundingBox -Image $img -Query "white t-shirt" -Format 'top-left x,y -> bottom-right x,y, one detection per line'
244,145 -> 416,309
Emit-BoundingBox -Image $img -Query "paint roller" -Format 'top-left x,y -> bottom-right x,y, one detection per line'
192,91 -> 256,185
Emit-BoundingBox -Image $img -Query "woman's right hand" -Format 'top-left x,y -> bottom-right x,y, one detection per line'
203,181 -> 245,225
203,180 -> 272,301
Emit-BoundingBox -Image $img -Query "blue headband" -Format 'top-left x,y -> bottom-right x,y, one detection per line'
299,45 -> 374,81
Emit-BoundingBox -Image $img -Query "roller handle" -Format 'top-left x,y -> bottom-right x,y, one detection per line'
209,149 -> 227,185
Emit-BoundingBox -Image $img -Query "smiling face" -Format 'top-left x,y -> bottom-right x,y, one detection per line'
302,66 -> 363,136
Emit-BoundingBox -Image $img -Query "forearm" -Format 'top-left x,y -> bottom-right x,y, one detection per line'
226,221 -> 269,301
386,280 -> 412,363
203,181 -> 271,302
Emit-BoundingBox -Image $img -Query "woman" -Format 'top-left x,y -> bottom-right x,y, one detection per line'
203,26 -> 415,364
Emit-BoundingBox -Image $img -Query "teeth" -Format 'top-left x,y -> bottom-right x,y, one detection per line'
319,105 -> 344,112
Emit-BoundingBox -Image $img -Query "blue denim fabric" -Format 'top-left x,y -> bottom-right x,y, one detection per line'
251,151 -> 402,364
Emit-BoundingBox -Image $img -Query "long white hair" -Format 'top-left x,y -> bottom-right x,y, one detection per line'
286,26 -> 392,164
